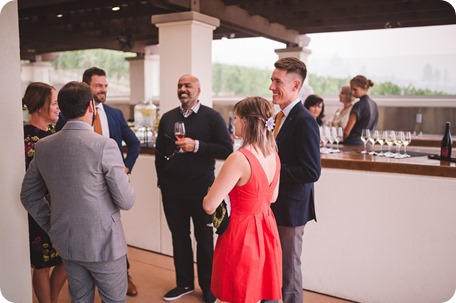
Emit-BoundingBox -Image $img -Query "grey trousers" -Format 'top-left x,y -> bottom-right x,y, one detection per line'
62,255 -> 127,303
278,225 -> 305,303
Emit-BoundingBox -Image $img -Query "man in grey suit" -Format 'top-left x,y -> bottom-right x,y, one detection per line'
21,81 -> 135,303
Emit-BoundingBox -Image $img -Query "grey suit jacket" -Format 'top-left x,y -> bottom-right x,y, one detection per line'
20,121 -> 135,262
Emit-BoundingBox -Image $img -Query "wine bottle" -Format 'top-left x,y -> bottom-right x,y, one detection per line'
440,122 -> 452,159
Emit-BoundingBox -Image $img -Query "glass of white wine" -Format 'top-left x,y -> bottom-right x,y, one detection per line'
375,130 -> 386,157
368,130 -> 377,155
384,130 -> 395,158
402,131 -> 412,158
332,127 -> 343,153
394,131 -> 404,158
360,129 -> 370,154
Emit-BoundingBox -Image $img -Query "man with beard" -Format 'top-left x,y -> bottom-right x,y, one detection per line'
155,74 -> 232,303
56,67 -> 141,296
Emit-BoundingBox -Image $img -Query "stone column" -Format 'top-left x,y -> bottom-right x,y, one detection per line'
275,34 -> 312,66
21,59 -> 53,87
275,35 -> 314,100
152,11 -> 220,115
127,45 -> 160,105
0,1 -> 33,302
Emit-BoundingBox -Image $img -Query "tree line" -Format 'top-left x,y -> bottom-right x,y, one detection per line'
51,49 -> 448,97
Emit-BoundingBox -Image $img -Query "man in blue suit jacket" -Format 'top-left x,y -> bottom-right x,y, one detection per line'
56,67 -> 141,295
268,58 -> 321,303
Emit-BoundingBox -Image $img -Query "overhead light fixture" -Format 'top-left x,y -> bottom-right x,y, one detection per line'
384,21 -> 402,29
112,6 -> 120,11
56,14 -> 63,18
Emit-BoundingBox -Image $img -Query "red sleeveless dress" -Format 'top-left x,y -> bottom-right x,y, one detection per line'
211,148 -> 282,303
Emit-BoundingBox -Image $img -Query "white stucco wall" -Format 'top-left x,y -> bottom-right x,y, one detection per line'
0,1 -> 33,302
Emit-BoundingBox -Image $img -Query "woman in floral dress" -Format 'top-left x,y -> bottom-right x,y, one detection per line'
23,82 -> 67,303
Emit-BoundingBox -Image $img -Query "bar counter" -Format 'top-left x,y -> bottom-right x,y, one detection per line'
130,144 -> 456,178
123,144 -> 456,303
320,145 -> 456,178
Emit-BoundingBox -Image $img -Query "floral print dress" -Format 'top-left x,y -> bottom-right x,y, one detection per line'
24,124 -> 62,269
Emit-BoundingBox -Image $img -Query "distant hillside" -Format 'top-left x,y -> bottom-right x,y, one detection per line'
309,53 -> 456,94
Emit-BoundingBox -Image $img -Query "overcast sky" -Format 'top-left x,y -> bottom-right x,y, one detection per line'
212,24 -> 456,68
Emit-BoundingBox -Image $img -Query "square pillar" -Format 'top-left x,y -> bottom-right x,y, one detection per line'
275,45 -> 314,100
127,48 -> 160,105
152,11 -> 220,115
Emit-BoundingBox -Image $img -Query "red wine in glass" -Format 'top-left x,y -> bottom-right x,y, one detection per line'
174,122 -> 186,140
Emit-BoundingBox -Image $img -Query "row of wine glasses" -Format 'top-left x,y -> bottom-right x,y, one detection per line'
360,129 -> 412,158
319,126 -> 343,154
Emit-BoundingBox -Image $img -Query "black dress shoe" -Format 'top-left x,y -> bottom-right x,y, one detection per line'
163,286 -> 194,301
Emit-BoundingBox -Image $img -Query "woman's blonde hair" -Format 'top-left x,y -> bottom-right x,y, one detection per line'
340,85 -> 355,103
233,96 -> 277,156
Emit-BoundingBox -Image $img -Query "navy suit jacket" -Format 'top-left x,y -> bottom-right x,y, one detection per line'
271,101 -> 321,227
56,104 -> 140,172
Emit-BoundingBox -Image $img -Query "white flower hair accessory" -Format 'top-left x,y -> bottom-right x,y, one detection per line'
265,118 -> 275,132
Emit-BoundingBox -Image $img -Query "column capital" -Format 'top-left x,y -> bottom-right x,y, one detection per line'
152,11 -> 220,28
275,46 -> 312,57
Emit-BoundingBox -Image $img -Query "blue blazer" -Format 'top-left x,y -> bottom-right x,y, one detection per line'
56,104 -> 140,172
271,102 -> 321,227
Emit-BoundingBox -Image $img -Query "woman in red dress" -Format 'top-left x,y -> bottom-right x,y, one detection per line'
203,96 -> 282,303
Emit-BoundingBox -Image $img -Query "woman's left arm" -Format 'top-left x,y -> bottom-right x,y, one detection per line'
203,151 -> 248,215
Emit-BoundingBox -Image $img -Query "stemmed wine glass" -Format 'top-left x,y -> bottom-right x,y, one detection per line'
394,131 -> 404,158
360,129 -> 370,154
324,126 -> 335,153
319,126 -> 329,154
332,127 -> 343,153
384,130 -> 395,158
374,130 -> 386,157
174,121 -> 186,152
402,131 -> 412,158
368,130 -> 377,155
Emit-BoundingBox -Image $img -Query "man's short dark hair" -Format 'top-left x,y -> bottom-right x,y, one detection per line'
82,67 -> 106,85
58,81 -> 93,119
274,57 -> 307,86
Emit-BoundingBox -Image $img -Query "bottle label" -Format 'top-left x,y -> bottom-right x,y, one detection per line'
441,148 -> 449,158
416,113 -> 422,124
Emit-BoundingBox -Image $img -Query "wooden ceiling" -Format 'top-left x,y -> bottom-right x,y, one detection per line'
18,0 -> 456,61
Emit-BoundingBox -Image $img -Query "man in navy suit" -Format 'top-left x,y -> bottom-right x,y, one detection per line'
268,57 -> 321,303
56,67 -> 141,296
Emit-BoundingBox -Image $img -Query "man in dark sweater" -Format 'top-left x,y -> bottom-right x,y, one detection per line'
155,74 -> 233,303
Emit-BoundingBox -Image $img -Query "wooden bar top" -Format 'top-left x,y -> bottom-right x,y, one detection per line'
129,144 -> 456,178
409,134 -> 456,148
320,145 -> 456,178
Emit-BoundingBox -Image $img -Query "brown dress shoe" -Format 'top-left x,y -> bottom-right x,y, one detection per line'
127,274 -> 138,296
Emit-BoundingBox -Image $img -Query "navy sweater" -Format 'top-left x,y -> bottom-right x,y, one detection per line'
155,105 -> 233,198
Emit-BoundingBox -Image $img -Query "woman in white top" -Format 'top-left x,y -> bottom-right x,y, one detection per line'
329,85 -> 356,128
